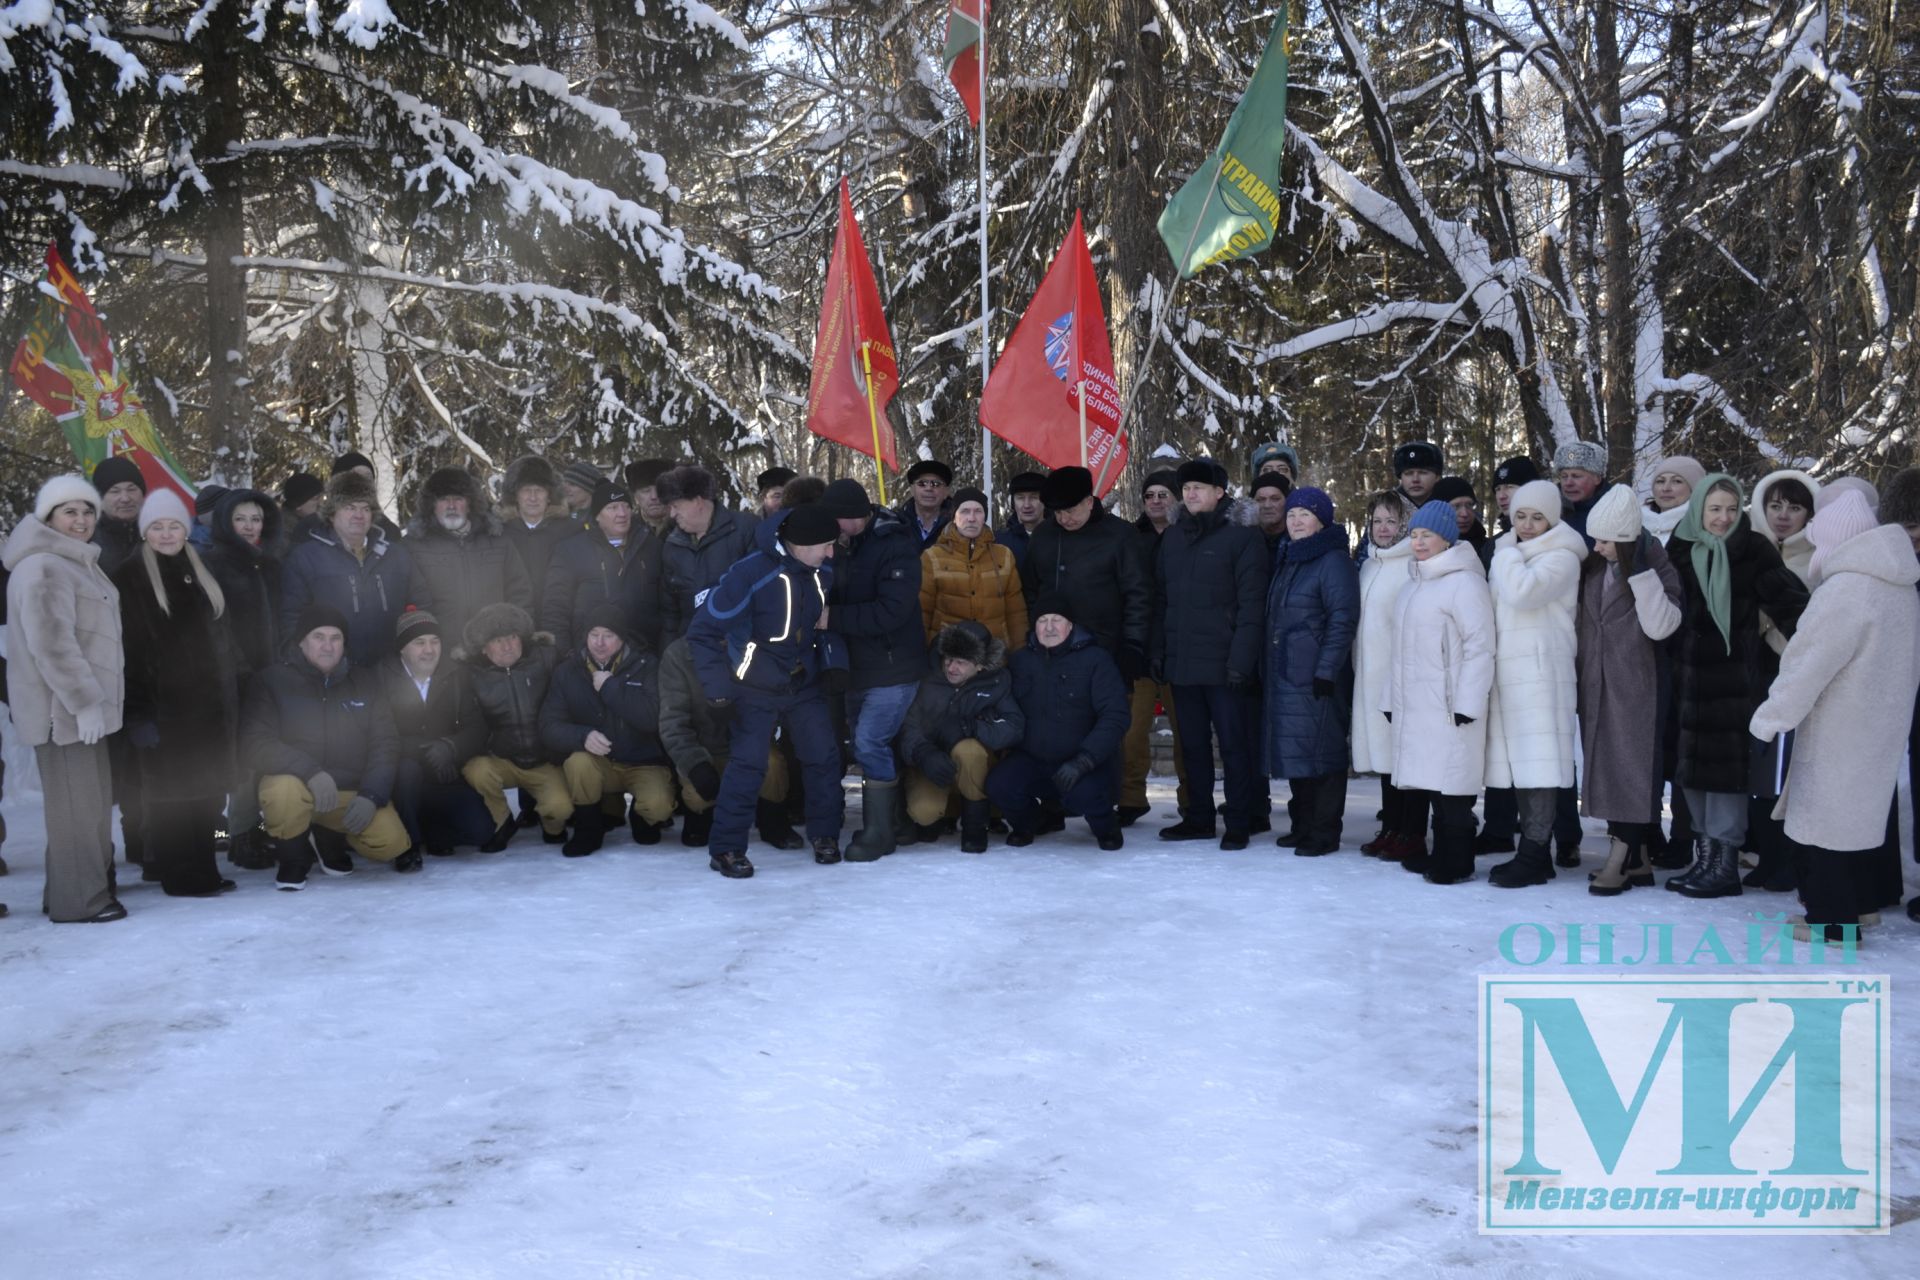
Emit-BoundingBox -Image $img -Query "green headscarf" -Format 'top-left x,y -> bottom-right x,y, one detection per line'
1673,472 -> 1744,654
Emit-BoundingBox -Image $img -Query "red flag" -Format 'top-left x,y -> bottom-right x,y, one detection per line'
979,211 -> 1128,495
943,1 -> 989,127
805,179 -> 899,473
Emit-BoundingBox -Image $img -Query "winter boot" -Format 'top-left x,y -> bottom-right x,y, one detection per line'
1742,846 -> 1797,891
273,833 -> 315,892
1097,828 -> 1125,851
1118,805 -> 1151,827
1676,838 -> 1744,898
709,849 -> 755,878
627,805 -> 661,846
680,809 -> 714,848
1381,833 -> 1424,865
227,827 -> 274,870
959,799 -> 990,854
811,836 -> 842,865
1037,804 -> 1068,836
1665,836 -> 1712,891
563,807 -> 606,857
392,849 -> 424,874
1588,837 -> 1637,896
478,818 -> 518,853
312,828 -> 355,876
1359,829 -> 1394,857
1489,837 -> 1555,888
844,779 -> 899,862
1159,817 -> 1217,842
756,799 -> 803,850
1472,830 -> 1516,856
1649,826 -> 1692,870
1553,838 -> 1582,870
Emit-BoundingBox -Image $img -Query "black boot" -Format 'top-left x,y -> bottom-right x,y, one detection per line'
1677,838 -> 1743,898
273,833 -> 315,892
1554,838 -> 1582,870
479,818 -> 517,853
845,780 -> 899,862
1159,816 -> 1216,842
710,849 -> 755,878
756,799 -> 803,850
1665,836 -> 1711,891
312,828 -> 355,876
959,799 -> 990,854
1118,805 -> 1151,827
811,836 -> 842,865
1489,837 -> 1555,888
393,848 -> 424,874
228,827 -> 274,870
681,809 -> 714,848
627,804 -> 661,846
1649,826 -> 1692,870
564,808 -> 606,857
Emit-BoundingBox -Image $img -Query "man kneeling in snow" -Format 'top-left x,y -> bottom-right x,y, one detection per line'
898,621 -> 1024,852
540,607 -> 674,857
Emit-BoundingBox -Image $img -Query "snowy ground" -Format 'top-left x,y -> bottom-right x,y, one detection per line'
1,768 -> 1915,1278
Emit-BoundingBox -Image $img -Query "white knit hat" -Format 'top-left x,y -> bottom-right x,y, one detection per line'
136,487 -> 192,536
1808,490 -> 1879,584
1508,479 -> 1563,526
1815,475 -> 1878,514
34,473 -> 100,522
1584,485 -> 1643,543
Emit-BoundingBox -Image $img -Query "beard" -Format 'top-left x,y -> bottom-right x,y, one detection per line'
438,512 -> 470,535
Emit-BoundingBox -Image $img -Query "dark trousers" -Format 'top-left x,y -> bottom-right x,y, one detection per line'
1790,839 -> 1879,929
985,750 -> 1118,837
1382,778 -> 1430,843
1419,792 -> 1477,879
714,686 -> 843,854
143,793 -> 224,896
108,731 -> 146,865
1481,784 -> 1581,846
1171,683 -> 1259,832
1287,773 -> 1347,849
394,759 -> 496,850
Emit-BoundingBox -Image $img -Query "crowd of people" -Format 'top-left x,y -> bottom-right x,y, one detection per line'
2,439 -> 1917,947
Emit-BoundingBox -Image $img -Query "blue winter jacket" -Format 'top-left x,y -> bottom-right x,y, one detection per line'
1262,524 -> 1360,779
239,651 -> 399,806
687,509 -> 834,701
827,504 -> 925,689
1008,625 -> 1131,768
278,525 -> 433,667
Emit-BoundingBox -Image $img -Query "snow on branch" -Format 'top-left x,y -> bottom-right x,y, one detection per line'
1255,300 -> 1469,364
1649,372 -> 1804,465
486,63 -> 672,194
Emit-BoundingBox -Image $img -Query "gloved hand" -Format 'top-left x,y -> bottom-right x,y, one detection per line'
421,739 -> 459,784
1615,537 -> 1639,577
128,720 -> 161,749
820,667 -> 851,695
918,749 -> 958,788
340,795 -> 378,834
1118,645 -> 1149,684
1453,713 -> 1476,727
307,771 -> 341,814
688,762 -> 722,802
1312,678 -> 1335,700
1051,752 -> 1095,795
75,704 -> 108,746
1227,672 -> 1257,696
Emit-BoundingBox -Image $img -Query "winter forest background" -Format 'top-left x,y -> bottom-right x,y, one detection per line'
1,1 -> 1915,520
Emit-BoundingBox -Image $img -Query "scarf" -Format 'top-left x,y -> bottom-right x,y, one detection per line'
1276,522 -> 1349,568
1673,472 -> 1743,655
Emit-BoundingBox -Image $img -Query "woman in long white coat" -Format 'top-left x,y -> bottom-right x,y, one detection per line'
1351,492 -> 1422,860
1383,500 -> 1495,885
1482,481 -> 1588,887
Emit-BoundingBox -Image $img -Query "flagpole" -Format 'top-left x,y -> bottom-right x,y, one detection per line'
1112,164 -> 1220,472
976,7 -> 993,502
1078,382 -> 1088,468
860,341 -> 889,505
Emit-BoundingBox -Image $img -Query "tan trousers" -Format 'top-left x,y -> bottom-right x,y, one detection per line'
562,753 -> 675,824
905,739 -> 993,826
461,757 -> 574,833
258,774 -> 409,861
1122,678 -> 1188,810
680,751 -> 788,813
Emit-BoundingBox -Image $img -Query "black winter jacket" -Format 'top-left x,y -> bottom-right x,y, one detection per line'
377,655 -> 487,769
659,505 -> 758,640
1020,501 -> 1149,662
200,488 -> 284,676
1150,504 -> 1269,686
1008,627 -> 1130,768
240,652 -> 399,806
502,513 -> 580,608
540,527 -> 661,653
539,641 -> 666,765
403,513 -> 533,648
827,505 -> 926,689
91,515 -> 141,576
658,635 -> 730,771
113,548 -> 238,797
464,639 -> 562,768
897,644 -> 1025,770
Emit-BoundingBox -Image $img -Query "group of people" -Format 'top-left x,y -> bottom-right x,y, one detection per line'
2,437 -> 1915,946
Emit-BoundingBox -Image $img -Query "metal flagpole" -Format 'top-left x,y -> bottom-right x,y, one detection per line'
976,7 -> 993,500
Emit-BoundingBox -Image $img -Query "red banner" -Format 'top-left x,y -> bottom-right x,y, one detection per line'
979,210 -> 1128,495
805,179 -> 899,473
943,1 -> 989,126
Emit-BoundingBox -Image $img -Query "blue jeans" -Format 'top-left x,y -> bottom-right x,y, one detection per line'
845,682 -> 918,781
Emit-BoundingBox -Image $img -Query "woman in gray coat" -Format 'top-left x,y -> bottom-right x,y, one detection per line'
2,474 -> 128,922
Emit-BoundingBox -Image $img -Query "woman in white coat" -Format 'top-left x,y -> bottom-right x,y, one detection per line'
1383,500 -> 1495,885
2,474 -> 128,922
1482,481 -> 1588,887
1751,492 -> 1920,944
1351,491 -> 1423,861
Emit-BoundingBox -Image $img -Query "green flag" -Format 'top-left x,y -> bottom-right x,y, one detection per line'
1158,12 -> 1290,277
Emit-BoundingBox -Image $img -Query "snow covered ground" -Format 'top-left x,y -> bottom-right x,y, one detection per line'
1,772 -> 1914,1278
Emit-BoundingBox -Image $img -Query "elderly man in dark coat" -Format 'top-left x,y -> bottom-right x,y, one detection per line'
405,467 -> 534,647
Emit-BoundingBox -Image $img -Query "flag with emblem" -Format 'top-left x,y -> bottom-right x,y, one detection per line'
943,1 -> 989,125
805,179 -> 900,472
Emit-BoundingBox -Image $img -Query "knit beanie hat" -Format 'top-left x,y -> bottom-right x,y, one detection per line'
1648,455 -> 1706,492
1493,456 -> 1540,487
564,460 -> 609,494
756,466 -> 797,493
294,603 -> 352,642
91,454 -> 146,495
137,487 -> 193,536
1553,439 -> 1609,476
951,486 -> 989,516
395,605 -> 440,651
1141,468 -> 1180,496
819,478 -> 873,517
1584,485 -> 1643,543
282,472 -> 324,510
1408,500 -> 1460,543
193,484 -> 229,516
1284,485 -> 1334,529
1031,591 -> 1076,627
331,450 -> 375,477
1507,479 -> 1563,527
780,503 -> 840,547
1251,472 -> 1292,500
590,480 -> 631,517
35,473 -> 101,521
1807,490 -> 1879,583
1431,476 -> 1477,506
1815,475 -> 1878,514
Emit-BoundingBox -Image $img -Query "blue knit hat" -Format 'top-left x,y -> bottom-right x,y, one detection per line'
1408,499 -> 1460,543
1284,485 -> 1334,529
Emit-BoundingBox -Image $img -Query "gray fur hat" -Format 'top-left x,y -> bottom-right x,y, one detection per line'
463,601 -> 535,654
655,464 -> 717,506
1552,439 -> 1610,477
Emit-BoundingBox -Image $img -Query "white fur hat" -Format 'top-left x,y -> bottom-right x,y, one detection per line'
1585,485 -> 1643,543
137,487 -> 192,536
35,473 -> 100,522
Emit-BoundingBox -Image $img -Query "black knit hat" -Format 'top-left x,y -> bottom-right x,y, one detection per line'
1008,471 -> 1046,496
1176,458 -> 1228,490
906,459 -> 953,485
194,484 -> 229,516
581,603 -> 633,646
781,503 -> 840,547
952,486 -> 989,516
757,466 -> 797,493
1493,456 -> 1540,487
1393,440 -> 1444,475
1251,472 -> 1291,499
294,603 -> 352,643
1032,591 -> 1076,626
282,472 -> 324,509
1142,468 -> 1179,496
819,478 -> 872,518
1040,467 -> 1094,510
590,479 -> 631,517
331,450 -> 374,477
1431,476 -> 1477,506
92,455 -> 146,496
394,606 -> 440,651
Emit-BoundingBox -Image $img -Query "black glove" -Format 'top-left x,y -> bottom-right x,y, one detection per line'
1383,710 -> 1392,723
688,761 -> 722,802
421,739 -> 459,784
1312,678 -> 1335,700
820,667 -> 851,695
1118,645 -> 1149,684
128,720 -> 160,750
1051,752 -> 1095,794
1227,672 -> 1257,696
1454,713 -> 1476,727
1615,537 -> 1638,577
919,750 -> 958,788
